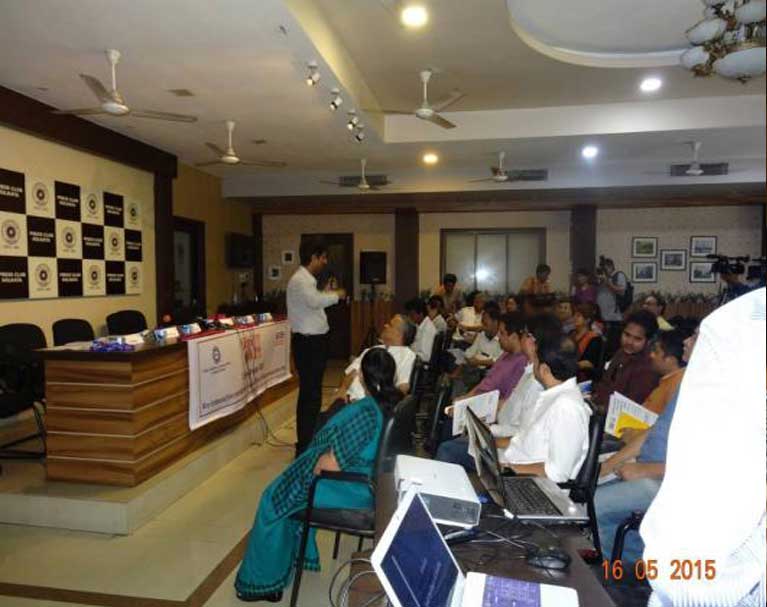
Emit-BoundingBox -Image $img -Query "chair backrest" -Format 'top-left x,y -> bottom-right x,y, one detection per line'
52,318 -> 95,346
376,395 -> 418,475
569,411 -> 606,504
427,375 -> 453,450
408,358 -> 423,395
428,331 -> 446,369
106,310 -> 148,335
593,336 -> 607,382
0,323 -> 47,351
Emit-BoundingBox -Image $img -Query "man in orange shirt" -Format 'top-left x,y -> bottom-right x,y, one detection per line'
520,264 -> 553,295
644,328 -> 689,415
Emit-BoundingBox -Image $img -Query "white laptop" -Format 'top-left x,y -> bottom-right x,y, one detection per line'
371,487 -> 579,607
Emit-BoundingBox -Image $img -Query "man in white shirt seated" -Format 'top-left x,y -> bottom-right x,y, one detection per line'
427,295 -> 448,333
454,290 -> 485,345
404,297 -> 437,362
335,314 -> 417,402
501,334 -> 592,483
450,306 -> 502,395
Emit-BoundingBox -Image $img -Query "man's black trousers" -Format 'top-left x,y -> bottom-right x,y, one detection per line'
292,332 -> 330,456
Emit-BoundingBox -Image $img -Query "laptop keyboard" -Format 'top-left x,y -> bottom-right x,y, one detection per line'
502,477 -> 561,516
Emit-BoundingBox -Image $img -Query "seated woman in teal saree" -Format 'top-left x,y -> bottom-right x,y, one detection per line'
235,347 -> 401,602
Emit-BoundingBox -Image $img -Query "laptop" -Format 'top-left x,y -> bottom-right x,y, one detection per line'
465,408 -> 588,523
371,487 -> 579,607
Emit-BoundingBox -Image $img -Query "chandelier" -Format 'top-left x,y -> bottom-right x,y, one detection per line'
681,0 -> 766,82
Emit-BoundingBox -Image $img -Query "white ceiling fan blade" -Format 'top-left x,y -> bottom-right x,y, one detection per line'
52,108 -> 107,116
238,159 -> 288,168
205,142 -> 226,156
360,158 -> 367,180
195,160 -> 224,167
691,141 -> 702,163
433,89 -> 465,112
131,109 -> 198,122
422,113 -> 456,129
469,178 -> 495,183
79,74 -> 111,103
498,151 -> 506,171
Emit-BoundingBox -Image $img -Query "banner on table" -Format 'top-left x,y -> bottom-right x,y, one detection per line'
187,321 -> 292,430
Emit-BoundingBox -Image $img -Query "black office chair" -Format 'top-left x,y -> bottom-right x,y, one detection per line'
52,318 -> 95,346
289,395 -> 418,607
424,375 -> 452,455
611,510 -> 646,562
558,411 -> 606,559
0,323 -> 47,464
106,310 -> 148,335
592,336 -> 607,382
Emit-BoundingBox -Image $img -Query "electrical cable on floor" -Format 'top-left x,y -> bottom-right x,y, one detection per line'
339,570 -> 380,607
328,557 -> 372,607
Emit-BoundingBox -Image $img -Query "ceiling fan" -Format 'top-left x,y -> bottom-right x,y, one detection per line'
684,141 -> 705,176
53,49 -> 197,122
366,69 -> 464,129
320,158 -> 392,191
195,121 -> 287,168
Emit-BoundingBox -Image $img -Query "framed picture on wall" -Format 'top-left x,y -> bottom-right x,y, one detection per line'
632,261 -> 658,283
281,250 -> 295,265
690,261 -> 716,283
632,236 -> 658,258
690,235 -> 717,258
267,265 -> 281,281
660,249 -> 687,271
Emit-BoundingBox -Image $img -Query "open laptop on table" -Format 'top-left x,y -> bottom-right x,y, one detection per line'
371,487 -> 579,607
466,407 -> 588,524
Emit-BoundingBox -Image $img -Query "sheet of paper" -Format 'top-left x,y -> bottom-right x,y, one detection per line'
452,390 -> 499,436
605,392 -> 658,438
448,348 -> 467,365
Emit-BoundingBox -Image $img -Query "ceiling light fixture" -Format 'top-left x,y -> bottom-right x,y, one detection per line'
681,0 -> 766,82
354,125 -> 366,142
581,145 -> 599,159
306,62 -> 320,86
640,77 -> 663,92
422,152 -> 439,165
401,4 -> 429,28
346,110 -> 360,130
329,88 -> 343,111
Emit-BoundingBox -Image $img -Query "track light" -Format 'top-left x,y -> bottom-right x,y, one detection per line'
354,125 -> 366,142
346,110 -> 360,130
305,62 -> 320,86
329,88 -> 343,111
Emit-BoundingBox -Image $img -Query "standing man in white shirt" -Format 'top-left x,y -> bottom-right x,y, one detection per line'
404,298 -> 437,361
640,288 -> 765,607
286,237 -> 346,456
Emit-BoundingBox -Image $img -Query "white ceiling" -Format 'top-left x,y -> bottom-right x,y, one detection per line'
0,0 -> 764,196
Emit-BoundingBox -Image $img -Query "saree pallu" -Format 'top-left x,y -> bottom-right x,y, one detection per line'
234,396 -> 383,597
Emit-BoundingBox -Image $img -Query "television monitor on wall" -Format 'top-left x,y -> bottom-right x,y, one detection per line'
226,233 -> 257,268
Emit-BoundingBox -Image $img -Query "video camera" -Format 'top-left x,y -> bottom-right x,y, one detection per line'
706,254 -> 749,275
746,256 -> 766,283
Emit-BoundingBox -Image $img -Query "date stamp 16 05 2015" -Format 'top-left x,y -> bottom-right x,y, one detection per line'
602,559 -> 717,582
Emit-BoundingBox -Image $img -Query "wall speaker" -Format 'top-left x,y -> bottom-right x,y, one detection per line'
360,251 -> 387,284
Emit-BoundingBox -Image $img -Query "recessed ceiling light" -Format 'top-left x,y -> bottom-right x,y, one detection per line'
401,4 -> 428,28
422,152 -> 439,165
581,145 -> 599,159
640,77 -> 662,93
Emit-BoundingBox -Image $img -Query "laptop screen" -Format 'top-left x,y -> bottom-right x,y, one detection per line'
378,493 -> 461,607
467,408 -> 501,479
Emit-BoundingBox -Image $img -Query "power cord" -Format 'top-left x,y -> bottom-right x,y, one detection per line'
328,558 -> 373,607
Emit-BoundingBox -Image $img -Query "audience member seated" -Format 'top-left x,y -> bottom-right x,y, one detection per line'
571,268 -> 597,305
454,290 -> 485,345
234,348 -> 401,603
500,335 -> 592,483
426,295 -> 448,333
642,328 -> 689,415
335,315 -> 416,402
641,292 -> 673,332
593,310 -> 660,410
432,272 -> 463,314
451,306 -> 503,395
556,297 -> 575,334
571,303 -> 604,383
520,263 -> 553,295
595,328 -> 698,563
504,294 -> 520,314
404,297 -> 437,361
436,312 -> 528,470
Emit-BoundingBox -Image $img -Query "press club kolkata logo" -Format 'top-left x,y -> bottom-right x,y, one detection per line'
85,194 -> 99,218
62,227 -> 77,252
109,233 -> 121,255
35,263 -> 52,289
129,267 -> 140,287
128,202 -> 139,223
2,219 -> 20,247
87,265 -> 101,288
211,346 -> 222,364
32,182 -> 49,210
